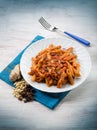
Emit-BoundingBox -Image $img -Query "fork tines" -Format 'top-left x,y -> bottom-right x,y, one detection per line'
39,17 -> 51,29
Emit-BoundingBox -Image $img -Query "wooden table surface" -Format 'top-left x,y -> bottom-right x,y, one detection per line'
0,0 -> 97,130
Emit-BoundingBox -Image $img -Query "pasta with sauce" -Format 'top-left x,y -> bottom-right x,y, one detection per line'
28,44 -> 80,88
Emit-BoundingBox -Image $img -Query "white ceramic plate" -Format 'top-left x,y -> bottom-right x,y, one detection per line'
20,38 -> 91,93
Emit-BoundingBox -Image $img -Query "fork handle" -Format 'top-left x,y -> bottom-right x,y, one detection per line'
64,31 -> 90,46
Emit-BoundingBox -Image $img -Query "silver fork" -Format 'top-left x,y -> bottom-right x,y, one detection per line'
39,17 -> 90,46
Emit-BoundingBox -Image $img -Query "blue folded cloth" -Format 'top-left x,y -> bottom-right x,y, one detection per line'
0,35 -> 69,109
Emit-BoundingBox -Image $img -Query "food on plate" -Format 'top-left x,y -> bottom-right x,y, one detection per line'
29,44 -> 80,88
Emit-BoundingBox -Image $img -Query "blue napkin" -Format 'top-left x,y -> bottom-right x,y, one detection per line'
0,35 -> 69,109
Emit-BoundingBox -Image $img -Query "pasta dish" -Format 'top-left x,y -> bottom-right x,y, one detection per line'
28,44 -> 80,88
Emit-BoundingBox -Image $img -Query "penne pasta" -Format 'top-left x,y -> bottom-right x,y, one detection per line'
28,44 -> 81,88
